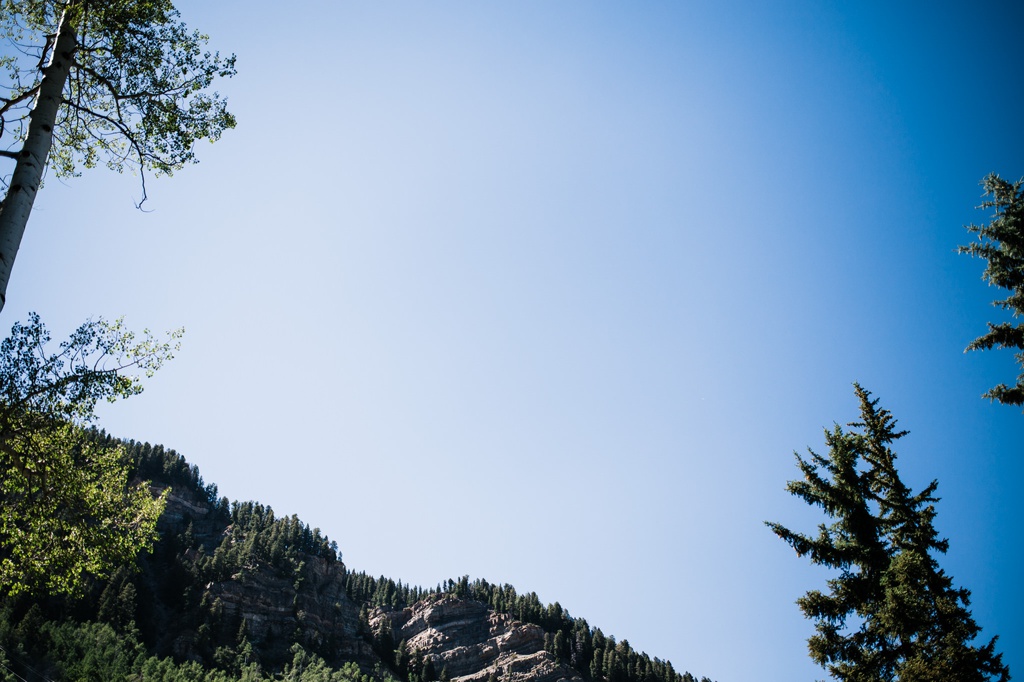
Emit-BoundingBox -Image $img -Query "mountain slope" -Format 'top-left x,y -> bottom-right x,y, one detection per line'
0,435 -> 715,682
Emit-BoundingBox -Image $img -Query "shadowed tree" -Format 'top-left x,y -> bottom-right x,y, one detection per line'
959,173 -> 1024,407
767,385 -> 1009,682
0,0 -> 235,312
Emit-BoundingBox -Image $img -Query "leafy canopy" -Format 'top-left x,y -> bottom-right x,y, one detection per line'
959,173 -> 1024,407
0,0 -> 236,197
0,313 -> 181,597
767,385 -> 1008,682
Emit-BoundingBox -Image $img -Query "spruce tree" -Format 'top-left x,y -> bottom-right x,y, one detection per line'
767,385 -> 1009,682
959,173 -> 1024,407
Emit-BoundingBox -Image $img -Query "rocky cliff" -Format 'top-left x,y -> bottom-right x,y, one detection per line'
370,597 -> 584,682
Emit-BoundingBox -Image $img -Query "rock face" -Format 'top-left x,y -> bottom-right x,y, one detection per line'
202,558 -> 374,666
150,485 -> 377,669
371,597 -> 584,682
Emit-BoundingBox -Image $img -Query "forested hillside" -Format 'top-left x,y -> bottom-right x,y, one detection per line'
0,433 -> 714,682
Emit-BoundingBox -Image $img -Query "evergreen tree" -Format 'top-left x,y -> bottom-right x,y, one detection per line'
767,385 -> 1009,681
422,655 -> 437,682
959,173 -> 1024,407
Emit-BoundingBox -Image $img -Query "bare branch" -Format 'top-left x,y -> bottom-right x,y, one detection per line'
0,85 -> 40,117
135,167 -> 151,210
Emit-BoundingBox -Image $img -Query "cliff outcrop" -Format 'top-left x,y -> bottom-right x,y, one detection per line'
370,597 -> 584,682
145,481 -> 377,669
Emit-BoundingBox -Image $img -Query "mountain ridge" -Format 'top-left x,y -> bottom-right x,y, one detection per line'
0,434 -> 716,682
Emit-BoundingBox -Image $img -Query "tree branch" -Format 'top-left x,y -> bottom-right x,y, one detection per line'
36,32 -> 57,71
76,61 -> 187,103
59,99 -> 160,209
0,86 -> 40,117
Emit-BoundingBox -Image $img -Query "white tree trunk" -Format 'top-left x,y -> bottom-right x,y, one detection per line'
0,11 -> 77,314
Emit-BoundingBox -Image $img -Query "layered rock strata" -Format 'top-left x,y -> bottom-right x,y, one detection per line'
371,597 -> 584,682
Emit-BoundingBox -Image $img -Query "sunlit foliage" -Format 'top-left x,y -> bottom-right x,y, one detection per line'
0,313 -> 179,596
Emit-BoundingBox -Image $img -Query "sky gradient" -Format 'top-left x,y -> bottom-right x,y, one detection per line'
5,2 -> 1023,681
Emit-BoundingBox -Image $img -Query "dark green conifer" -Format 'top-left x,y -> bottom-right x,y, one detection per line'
395,639 -> 409,676
960,173 -> 1024,407
767,385 -> 1009,681
553,630 -> 567,661
423,655 -> 437,682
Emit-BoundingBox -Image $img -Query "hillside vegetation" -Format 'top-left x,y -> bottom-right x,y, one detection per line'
0,432 -> 713,682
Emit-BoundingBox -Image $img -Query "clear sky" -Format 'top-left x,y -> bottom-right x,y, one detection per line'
5,2 -> 1023,681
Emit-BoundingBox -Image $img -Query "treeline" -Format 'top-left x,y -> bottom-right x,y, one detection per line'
123,436 -> 339,580
344,574 -> 712,682
127,437 -> 229,517
0,614 -> 374,682
195,500 -> 339,585
128,438 -> 337,567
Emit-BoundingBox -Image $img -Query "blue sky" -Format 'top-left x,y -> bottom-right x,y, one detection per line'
5,2 -> 1023,681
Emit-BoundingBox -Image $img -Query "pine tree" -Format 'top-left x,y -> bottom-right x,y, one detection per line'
422,655 -> 437,682
767,385 -> 1009,682
959,173 -> 1024,407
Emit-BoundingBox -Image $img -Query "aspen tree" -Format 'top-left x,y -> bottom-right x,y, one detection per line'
0,0 -> 235,311
0,313 -> 180,596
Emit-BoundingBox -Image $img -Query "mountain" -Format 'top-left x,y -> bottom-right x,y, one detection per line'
0,435 -> 715,682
